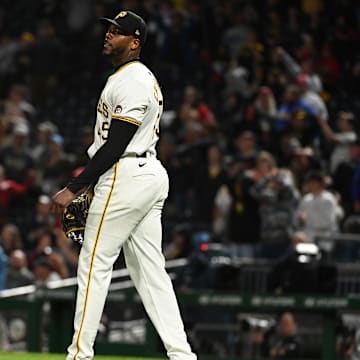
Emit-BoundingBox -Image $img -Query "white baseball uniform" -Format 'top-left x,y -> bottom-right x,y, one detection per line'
66,60 -> 196,360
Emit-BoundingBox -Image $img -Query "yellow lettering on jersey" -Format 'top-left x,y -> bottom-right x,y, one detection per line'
153,80 -> 163,140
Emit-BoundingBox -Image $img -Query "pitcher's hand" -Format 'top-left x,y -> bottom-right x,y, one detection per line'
51,188 -> 75,213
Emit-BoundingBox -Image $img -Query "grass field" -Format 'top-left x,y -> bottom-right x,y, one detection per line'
0,354 -> 163,360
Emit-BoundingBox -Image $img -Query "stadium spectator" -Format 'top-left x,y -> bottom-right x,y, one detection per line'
297,73 -> 328,122
37,133 -> 74,194
318,111 -> 357,174
315,41 -> 341,90
30,121 -> 58,165
0,223 -> 23,256
261,312 -> 303,358
164,223 -> 193,260
227,133 -> 260,247
223,52 -> 258,101
265,47 -> 289,101
0,123 -> 34,184
250,152 -> 299,258
5,249 -> 34,289
333,141 -> 360,218
275,84 -> 319,147
213,182 -> 232,241
0,122 -> 35,224
227,167 -> 260,248
219,92 -> 244,135
193,144 -> 228,227
1,84 -> 35,123
32,256 -> 61,285
296,171 -> 342,242
336,328 -> 357,360
243,86 -> 277,150
0,164 -> 32,226
179,85 -> 217,131
221,7 -> 250,61
231,131 -> 258,173
276,43 -> 322,93
27,232 -> 68,279
22,194 -> 57,251
288,146 -> 324,189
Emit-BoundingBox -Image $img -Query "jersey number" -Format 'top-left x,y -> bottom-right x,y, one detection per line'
97,98 -> 109,118
98,121 -> 109,140
97,97 -> 110,140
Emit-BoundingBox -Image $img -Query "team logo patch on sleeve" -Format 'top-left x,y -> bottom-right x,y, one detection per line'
114,105 -> 123,114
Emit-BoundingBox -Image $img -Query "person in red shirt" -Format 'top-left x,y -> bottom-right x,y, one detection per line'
0,164 -> 32,225
316,42 -> 341,88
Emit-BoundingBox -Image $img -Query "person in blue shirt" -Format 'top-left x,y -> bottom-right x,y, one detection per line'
275,84 -> 318,132
0,245 -> 8,291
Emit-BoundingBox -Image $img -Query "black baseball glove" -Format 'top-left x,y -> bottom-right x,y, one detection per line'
62,193 -> 92,245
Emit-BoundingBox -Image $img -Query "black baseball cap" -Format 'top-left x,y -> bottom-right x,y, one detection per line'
304,170 -> 325,184
100,10 -> 147,44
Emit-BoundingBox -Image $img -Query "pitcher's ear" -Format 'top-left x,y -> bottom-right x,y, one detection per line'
130,38 -> 141,50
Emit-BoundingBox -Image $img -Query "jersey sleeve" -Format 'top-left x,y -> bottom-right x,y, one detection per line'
335,132 -> 357,144
110,79 -> 149,127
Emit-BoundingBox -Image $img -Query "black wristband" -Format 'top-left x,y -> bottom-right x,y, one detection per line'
66,181 -> 86,194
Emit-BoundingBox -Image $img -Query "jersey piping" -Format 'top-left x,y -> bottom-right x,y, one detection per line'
73,163 -> 118,360
112,115 -> 141,126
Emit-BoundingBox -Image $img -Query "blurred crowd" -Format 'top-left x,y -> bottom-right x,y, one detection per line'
0,0 -> 360,292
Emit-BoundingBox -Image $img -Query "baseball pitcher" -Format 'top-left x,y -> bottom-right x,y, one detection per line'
51,10 -> 197,360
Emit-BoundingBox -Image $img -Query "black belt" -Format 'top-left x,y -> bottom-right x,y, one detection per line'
136,152 -> 147,158
122,152 -> 148,158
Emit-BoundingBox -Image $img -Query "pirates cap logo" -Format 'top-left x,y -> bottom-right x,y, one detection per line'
115,11 -> 127,19
135,29 -> 140,36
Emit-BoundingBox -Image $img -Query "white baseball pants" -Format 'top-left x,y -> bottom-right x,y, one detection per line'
66,156 -> 196,360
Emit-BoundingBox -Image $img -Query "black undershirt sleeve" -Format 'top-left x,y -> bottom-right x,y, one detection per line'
66,120 -> 138,194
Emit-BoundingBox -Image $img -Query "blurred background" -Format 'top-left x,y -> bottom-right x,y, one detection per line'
1,0 -> 360,359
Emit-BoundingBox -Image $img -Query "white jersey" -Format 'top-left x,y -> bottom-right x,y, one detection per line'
87,60 -> 163,159
297,190 -> 339,241
302,90 -> 328,121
